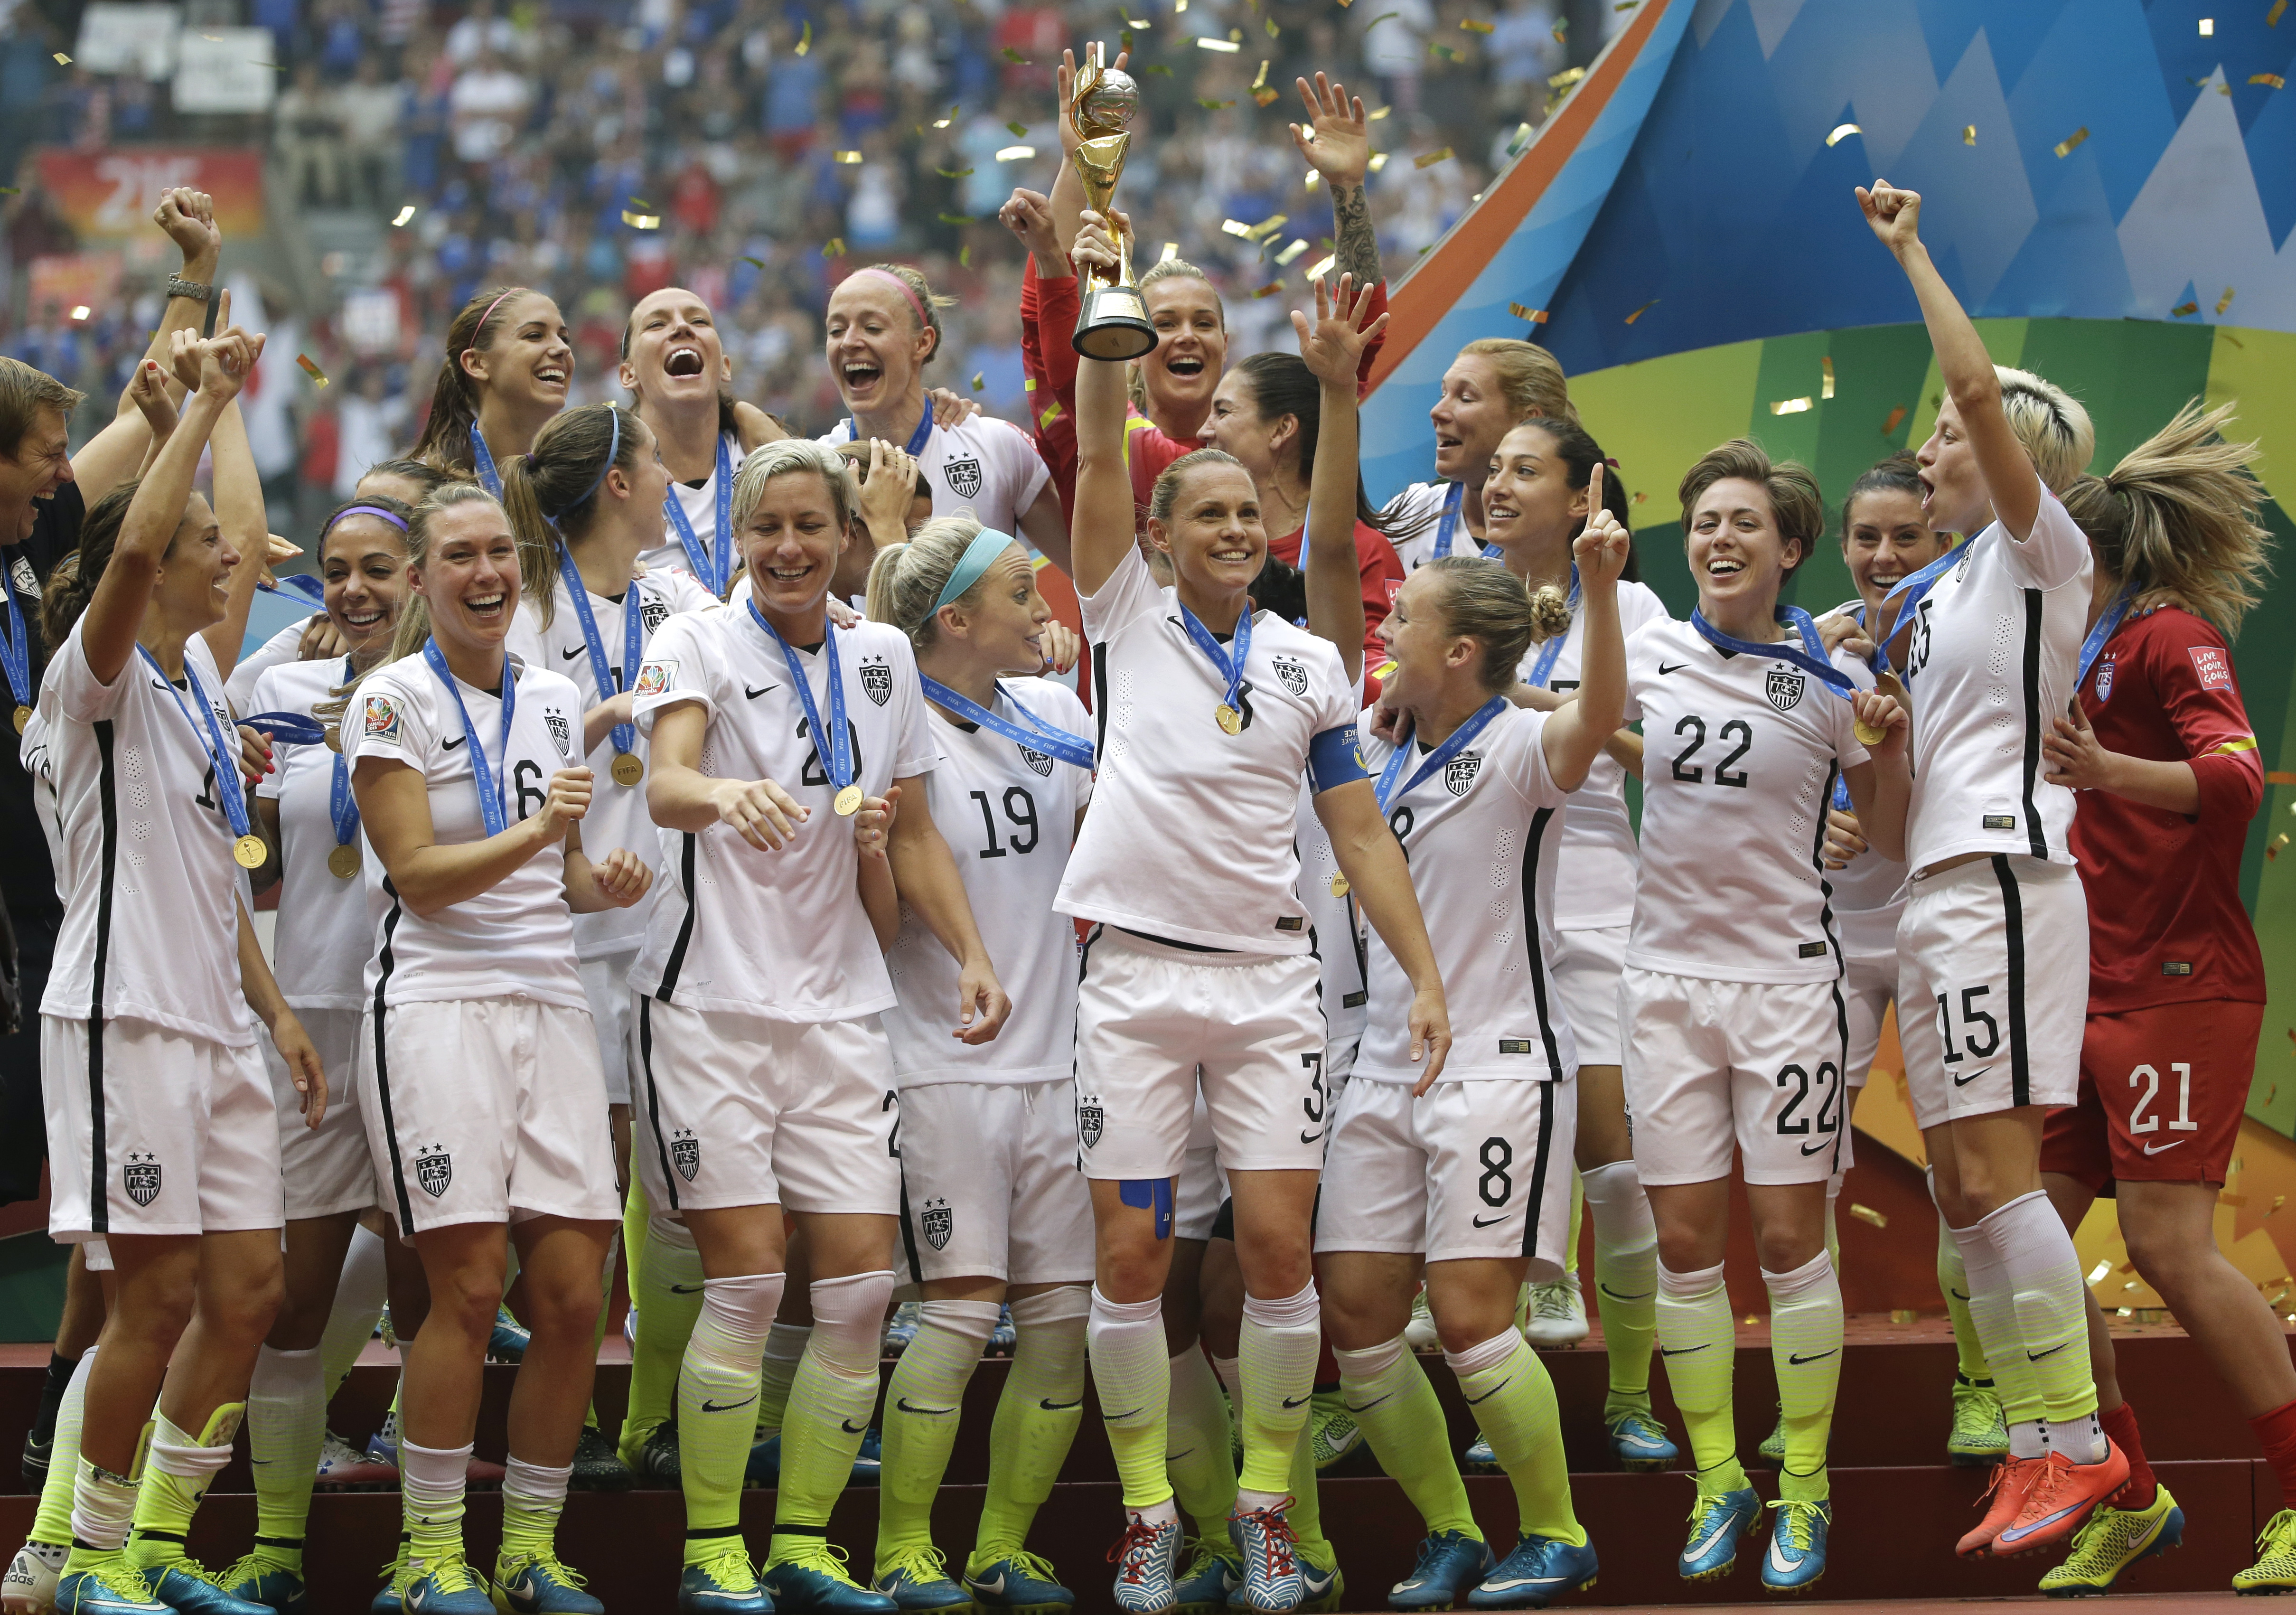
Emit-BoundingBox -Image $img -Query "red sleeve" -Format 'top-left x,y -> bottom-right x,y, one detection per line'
1021,258 -> 1079,517
2149,621 -> 2263,826
1355,282 -> 1389,401
1035,266 -> 1082,416
1354,520 -> 1405,673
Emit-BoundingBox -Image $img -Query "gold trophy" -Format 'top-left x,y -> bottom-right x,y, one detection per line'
1068,45 -> 1159,361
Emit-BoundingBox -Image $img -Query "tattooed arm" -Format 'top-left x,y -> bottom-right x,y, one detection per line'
1291,72 -> 1382,288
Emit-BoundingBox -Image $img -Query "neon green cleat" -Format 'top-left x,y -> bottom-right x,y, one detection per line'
1753,1403 -> 1785,1469
2235,1507 -> 2296,1595
1947,1373 -> 2009,1467
1309,1390 -> 1361,1471
2040,1484 -> 2183,1598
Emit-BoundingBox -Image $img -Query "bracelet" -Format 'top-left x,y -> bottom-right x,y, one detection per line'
164,275 -> 212,302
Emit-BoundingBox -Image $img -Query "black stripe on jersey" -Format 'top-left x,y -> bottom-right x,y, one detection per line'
85,721 -> 118,1234
1519,807 -> 1564,1079
1822,972 -> 1851,1176
1990,854 -> 2031,1107
2018,588 -> 2047,858
636,997 -> 678,1212
653,833 -> 700,1003
369,881 -> 417,1234
894,1168 -> 924,1287
1807,762 -> 1847,974
1090,643 -> 1110,757
1070,925 -> 1103,1174
1521,1063 -> 1555,1262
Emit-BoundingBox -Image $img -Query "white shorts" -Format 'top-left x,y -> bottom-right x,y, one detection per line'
577,952 -> 636,1107
1327,1034 -> 1359,1087
632,996 -> 900,1217
896,1080 -> 1093,1285
1553,924 -> 1628,1068
42,1014 -> 282,1241
1898,855 -> 2086,1130
1316,1077 -> 1576,1274
1073,928 -> 1327,1181
267,1006 -> 376,1221
1622,969 -> 1849,1188
1173,1089 -> 1227,1241
360,997 -> 619,1236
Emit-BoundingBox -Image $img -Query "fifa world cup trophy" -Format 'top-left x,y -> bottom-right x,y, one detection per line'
1068,45 -> 1159,361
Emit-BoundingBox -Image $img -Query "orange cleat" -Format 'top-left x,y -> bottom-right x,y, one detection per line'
1991,1442 -> 2131,1558
1957,1454 -> 2045,1558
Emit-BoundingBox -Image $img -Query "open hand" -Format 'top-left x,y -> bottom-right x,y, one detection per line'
1291,272 -> 1387,387
1290,73 -> 1370,190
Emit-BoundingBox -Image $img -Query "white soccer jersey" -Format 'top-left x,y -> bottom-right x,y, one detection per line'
1380,479 -> 1457,573
505,567 -> 719,958
344,653 -> 589,1011
819,413 -> 1051,537
1813,597 -> 1907,960
1894,491 -> 2090,871
1357,703 -> 1575,1082
1621,618 -> 1871,984
227,618 -> 307,714
40,621 -> 255,1045
1295,779 -> 1368,1057
1059,546 -> 1361,954
252,659 -> 372,1012
884,677 -> 1091,1086
639,430 -> 744,585
19,710 -> 64,901
628,606 -> 939,1021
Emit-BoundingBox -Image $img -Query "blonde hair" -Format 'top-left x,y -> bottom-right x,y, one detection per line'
857,263 -> 956,366
1459,338 -> 1578,429
1423,556 -> 1570,693
1127,258 -> 1223,414
1995,366 -> 2095,494
1677,439 -> 1825,582
865,516 -> 1018,651
2061,400 -> 2272,639
731,439 -> 860,538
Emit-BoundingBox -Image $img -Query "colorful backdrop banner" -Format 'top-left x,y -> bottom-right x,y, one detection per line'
34,149 -> 265,241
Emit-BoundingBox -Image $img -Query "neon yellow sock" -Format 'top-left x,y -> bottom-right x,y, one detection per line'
1333,1339 -> 1477,1540
498,1458 -> 571,1561
1657,1263 -> 1745,1495
877,1300 -> 996,1558
1164,1343 -> 1237,1542
628,1214 -> 707,1462
29,1350 -> 93,1547
1763,1253 -> 1840,1505
1285,1405 -> 1331,1565
1447,1333 -> 1582,1546
127,1406 -> 240,1571
679,1279 -> 776,1564
1936,1211 -> 1991,1383
974,1290 -> 1088,1563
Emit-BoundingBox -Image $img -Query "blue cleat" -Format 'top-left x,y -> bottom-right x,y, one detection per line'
678,1547 -> 773,1614
140,1562 -> 271,1615
988,1305 -> 1017,1357
403,1553 -> 495,1615
1604,1407 -> 1678,1473
1467,1536 -> 1598,1610
1460,1437 -> 1499,1474
1388,1530 -> 1492,1611
849,1428 -> 881,1487
868,1548 -> 967,1615
1227,1505 -> 1302,1614
491,1550 -> 603,1613
365,1409 -> 400,1468
56,1560 -> 168,1615
371,1543 -> 409,1615
1757,1500 -> 1829,1595
1677,1485 -> 1762,1583
487,1308 -> 531,1365
1109,1517 -> 1184,1615
760,1546 -> 894,1614
882,1303 -> 920,1357
1169,1538 -> 1237,1615
963,1551 -> 1073,1615
216,1555 -> 307,1615
745,1435 -> 781,1489
1296,1549 -> 1342,1614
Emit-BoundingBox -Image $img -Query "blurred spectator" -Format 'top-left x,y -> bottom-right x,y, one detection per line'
450,48 -> 530,163
277,63 -> 349,207
338,55 -> 407,209
446,0 -> 525,65
336,366 -> 409,498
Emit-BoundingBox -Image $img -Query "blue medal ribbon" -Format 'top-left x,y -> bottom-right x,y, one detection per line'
1689,607 -> 1863,699
1175,599 -> 1253,727
141,646 -> 256,844
2077,587 -> 2133,695
0,564 -> 31,718
746,600 -> 855,802
920,676 -> 1094,769
1876,538 -> 1970,670
557,550 -> 643,763
1375,695 -> 1509,814
661,434 -> 735,596
238,710 -> 328,746
1428,482 -> 1501,561
421,639 -> 515,836
1522,565 -> 1583,690
258,573 -> 328,607
469,424 -> 504,498
845,411 -> 936,457
238,660 -> 357,843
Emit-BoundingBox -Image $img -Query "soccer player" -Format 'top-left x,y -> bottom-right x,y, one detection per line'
411,286 -> 574,492
627,438 -> 1007,1615
1066,210 -> 1446,1614
347,483 -> 651,1613
2025,404 -> 2291,1596
1627,441 -> 1908,1593
1379,342 -> 1575,572
862,519 -> 1096,1615
1858,177 -> 2129,1557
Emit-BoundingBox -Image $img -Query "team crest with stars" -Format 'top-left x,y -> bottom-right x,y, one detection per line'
670,1129 -> 700,1182
921,1197 -> 954,1250
545,710 -> 572,756
122,1151 -> 161,1207
415,1143 -> 453,1198
1444,753 -> 1482,796
1078,1096 -> 1105,1149
943,456 -> 983,500
1019,744 -> 1054,777
858,655 -> 894,707
1272,656 -> 1309,697
1765,668 -> 1805,712
641,598 -> 671,636
2096,656 -> 2116,704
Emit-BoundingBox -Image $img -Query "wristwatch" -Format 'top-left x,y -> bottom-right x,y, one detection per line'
164,275 -> 212,302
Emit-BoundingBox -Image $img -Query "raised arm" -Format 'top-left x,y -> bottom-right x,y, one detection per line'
1536,464 -> 1630,792
1292,74 -> 1382,292
1046,47 -> 1128,262
1069,212 -> 1140,598
199,397 -> 271,679
1293,275 -> 1384,682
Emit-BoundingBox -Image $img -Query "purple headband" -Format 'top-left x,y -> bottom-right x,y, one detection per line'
329,504 -> 409,533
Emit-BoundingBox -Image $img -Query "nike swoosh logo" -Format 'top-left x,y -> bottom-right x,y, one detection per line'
562,647 -> 586,660
841,1418 -> 869,1433
1281,1394 -> 1311,1409
896,1398 -> 956,1415
1040,1397 -> 1083,1411
1299,1128 -> 1325,1145
1659,662 -> 1688,675
669,1283 -> 705,1294
1300,1566 -> 1336,1595
1344,1393 -> 1394,1414
971,1575 -> 1006,1596
1801,1138 -> 1836,1156
442,734 -> 464,750
1997,1497 -> 2092,1546
701,1395 -> 758,1413
1166,1446 -> 1196,1463
1952,1063 -> 1992,1089
1659,1344 -> 1708,1357
2141,1138 -> 2186,1155
1471,1212 -> 1509,1227
1104,1408 -> 1143,1422
1769,1535 -> 1806,1576
1949,1289 -> 1971,1302
1686,1511 -> 1739,1560
1481,1577 -> 1573,1592
745,683 -> 778,699
1599,1286 -> 1654,1301
2026,1341 -> 2068,1362
1463,1378 -> 1512,1405
1787,1349 -> 1839,1366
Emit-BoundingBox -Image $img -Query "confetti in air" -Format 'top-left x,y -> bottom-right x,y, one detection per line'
971,372 -> 986,391
1275,238 -> 1310,265
1771,397 -> 1814,415
1509,302 -> 1548,324
1506,122 -> 1534,156
1624,299 -> 1658,324
67,304 -> 88,320
995,146 -> 1035,161
1222,219 -> 1255,237
1820,356 -> 1836,399
1001,46 -> 1030,62
1367,151 -> 1388,171
297,354 -> 328,385
740,256 -> 766,269
2253,73 -> 2287,87
1461,16 -> 1494,31
1368,105 -> 1392,119
938,166 -> 974,178
1849,1204 -> 1888,1228
938,212 -> 977,226
822,238 -> 846,257
392,205 -> 417,226
621,211 -> 661,229
2172,300 -> 2199,317
933,106 -> 958,129
795,20 -> 810,53
835,150 -> 863,164
2216,286 -> 2237,314
1429,41 -> 1462,59
1247,214 -> 1288,241
1006,120 -> 1029,137
1143,63 -> 1173,74
1253,58 -> 1270,88
959,244 -> 972,267
2053,125 -> 2090,158
1414,147 -> 1454,168
1198,97 -> 1237,109
1305,253 -> 1336,280
1963,124 -> 1977,144
1631,490 -> 1647,505
2273,0 -> 2288,24
1252,282 -> 1286,298
53,52 -> 69,64
1266,17 -> 1280,36
1826,122 -> 1861,147
1197,37 -> 1240,50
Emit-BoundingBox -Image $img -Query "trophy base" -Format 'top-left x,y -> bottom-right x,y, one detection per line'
1073,285 -> 1159,361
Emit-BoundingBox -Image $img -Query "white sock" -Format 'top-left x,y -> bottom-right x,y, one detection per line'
321,1225 -> 390,1396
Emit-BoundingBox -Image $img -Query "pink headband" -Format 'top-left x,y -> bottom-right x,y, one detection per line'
474,287 -> 522,338
850,267 -> 930,330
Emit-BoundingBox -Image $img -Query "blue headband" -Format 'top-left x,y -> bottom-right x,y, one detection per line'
934,527 -> 1018,613
559,406 -> 622,517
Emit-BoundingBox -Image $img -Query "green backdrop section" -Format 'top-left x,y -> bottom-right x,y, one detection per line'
1566,317 -> 2296,1136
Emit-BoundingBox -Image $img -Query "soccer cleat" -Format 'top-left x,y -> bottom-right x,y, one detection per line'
2235,1506 -> 2296,1595
676,1548 -> 773,1614
366,1410 -> 401,1468
1947,1374 -> 2009,1467
1309,1391 -> 1361,1471
20,1433 -> 50,1493
1753,1406 -> 1785,1469
402,1552 -> 496,1615
629,1421 -> 682,1484
1758,1500 -> 1829,1595
566,1425 -> 635,1493
1169,1538 -> 1237,1615
1294,1551 -> 1341,1615
1107,1516 -> 1184,1614
216,1557 -> 307,1615
1388,1530 -> 1492,1611
140,1562 -> 272,1615
491,1551 -> 603,1614
317,1429 -> 399,1490
486,1309 -> 531,1365
1404,1291 -> 1439,1354
1228,1503 -> 1302,1614
7,1541 -> 67,1615
1461,1437 -> 1499,1474
372,1543 -> 411,1615
1603,1406 -> 1677,1473
53,1560 -> 166,1615
2040,1483 -> 2183,1597
1677,1485 -> 1762,1582
989,1306 -> 1017,1358
1520,1275 -> 1588,1348
868,1548 -> 967,1615
1992,1445 -> 2130,1559
963,1551 -> 1073,1615
745,1436 -> 781,1490
849,1428 -> 882,1486
882,1303 -> 921,1357
1467,1535 -> 1599,1610
1957,1455 -> 2047,1558
759,1543 -> 894,1614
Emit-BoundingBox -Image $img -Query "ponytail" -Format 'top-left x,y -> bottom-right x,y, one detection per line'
497,403 -> 640,631
865,516 -> 1009,651
1423,555 -> 1570,694
42,479 -> 147,653
412,286 -> 540,475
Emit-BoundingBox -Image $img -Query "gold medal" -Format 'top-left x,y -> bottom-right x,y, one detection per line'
1329,872 -> 1350,898
834,784 -> 864,817
611,752 -> 645,787
1216,703 -> 1242,735
233,833 -> 268,870
1854,714 -> 1887,748
10,705 -> 27,734
328,843 -> 361,879
1858,670 -> 1906,749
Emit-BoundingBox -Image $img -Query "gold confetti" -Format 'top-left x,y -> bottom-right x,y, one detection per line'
1199,97 -> 1237,109
1963,124 -> 1977,145
67,304 -> 88,320
1197,37 -> 1240,50
1001,46 -> 1030,62
1461,16 -> 1494,30
2218,286 -> 2237,313
1623,298 -> 1659,323
1886,406 -> 1911,434
1743,1316 -> 1758,1327
740,256 -> 766,269
1826,122 -> 1861,147
1265,16 -> 1279,35
1305,253 -> 1335,280
1368,105 -> 1392,119
938,212 -> 977,225
1548,66 -> 1586,90
959,244 -> 972,267
1506,122 -> 1534,156
1251,281 -> 1286,298
1552,16 -> 1566,41
1820,355 -> 1836,399
1254,86 -> 1281,105
1508,302 -> 1548,324
2053,125 -> 2090,158
995,145 -> 1036,161
1631,490 -> 1647,506
971,372 -> 986,390
628,196 -> 655,209
1253,57 -> 1270,88
1429,41 -> 1462,59
297,354 -> 328,385
1364,11 -> 1400,27
937,166 -> 975,178
1771,396 -> 1814,415
1125,16 -> 1152,26
52,52 -> 69,64
2253,73 -> 2287,88
1414,147 -> 1454,168
2172,300 -> 2199,317
822,238 -> 846,257
1367,152 -> 1388,171
1275,238 -> 1310,264
1889,1308 -> 1917,1324
1849,1203 -> 1888,1228
0,187 -> 18,195
2201,16 -> 2216,33
392,205 -> 417,226
1247,213 -> 1288,240
1143,63 -> 1173,75
621,210 -> 661,229
2221,80 -> 2234,94
1006,120 -> 1029,137
1231,26 -> 1244,38
1222,218 -> 1255,236
1161,242 -> 1180,262
2273,0 -> 2288,24
835,150 -> 864,164
934,104 -> 959,129
795,20 -> 810,53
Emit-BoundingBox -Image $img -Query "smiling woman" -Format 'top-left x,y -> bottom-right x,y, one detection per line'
412,285 -> 575,491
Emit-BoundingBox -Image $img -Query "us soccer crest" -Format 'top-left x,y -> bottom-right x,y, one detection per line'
1765,668 -> 1805,712
1443,752 -> 1481,796
1078,1096 -> 1105,1149
1273,656 -> 1308,696
122,1151 -> 161,1207
943,456 -> 983,501
545,711 -> 572,756
921,1197 -> 954,1250
642,598 -> 671,636
859,657 -> 893,707
670,1128 -> 700,1183
2095,656 -> 2116,704
1019,745 -> 1054,777
415,1144 -> 453,1198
